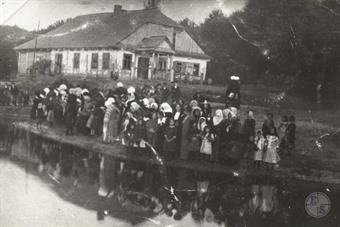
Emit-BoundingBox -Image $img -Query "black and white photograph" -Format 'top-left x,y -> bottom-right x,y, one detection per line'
0,0 -> 339,226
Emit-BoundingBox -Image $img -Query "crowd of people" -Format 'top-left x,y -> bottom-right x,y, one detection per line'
29,77 -> 296,167
0,82 -> 30,106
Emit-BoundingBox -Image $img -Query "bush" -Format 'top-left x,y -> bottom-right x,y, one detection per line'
29,59 -> 51,76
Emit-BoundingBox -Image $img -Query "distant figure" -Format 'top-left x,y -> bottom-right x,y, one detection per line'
262,113 -> 274,137
254,130 -> 265,168
286,115 -> 296,156
316,83 -> 322,104
36,102 -> 45,130
278,115 -> 288,152
225,75 -> 240,108
31,91 -> 41,120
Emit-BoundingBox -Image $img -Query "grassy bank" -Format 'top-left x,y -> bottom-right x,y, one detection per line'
12,74 -> 314,109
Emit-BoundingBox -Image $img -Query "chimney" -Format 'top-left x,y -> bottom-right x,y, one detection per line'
113,5 -> 123,15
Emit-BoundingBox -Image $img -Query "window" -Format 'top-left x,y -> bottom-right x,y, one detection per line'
102,53 -> 110,70
193,63 -> 200,77
158,58 -> 167,71
123,54 -> 132,70
91,53 -> 98,69
174,61 -> 183,74
73,53 -> 80,69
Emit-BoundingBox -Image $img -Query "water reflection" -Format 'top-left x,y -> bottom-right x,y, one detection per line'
0,123 -> 339,227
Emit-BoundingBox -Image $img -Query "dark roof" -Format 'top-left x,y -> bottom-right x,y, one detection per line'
15,8 -> 183,50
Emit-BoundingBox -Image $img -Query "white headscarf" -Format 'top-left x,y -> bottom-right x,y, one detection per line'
213,109 -> 223,126
160,102 -> 173,113
105,97 -> 115,107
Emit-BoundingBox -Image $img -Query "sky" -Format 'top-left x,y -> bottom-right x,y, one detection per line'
0,0 -> 246,31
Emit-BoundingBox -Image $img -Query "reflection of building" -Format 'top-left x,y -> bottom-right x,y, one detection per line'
15,5 -> 210,81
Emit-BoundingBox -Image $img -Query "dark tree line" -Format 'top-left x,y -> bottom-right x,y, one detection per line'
180,0 -> 340,100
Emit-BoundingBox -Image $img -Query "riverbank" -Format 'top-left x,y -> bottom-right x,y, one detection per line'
13,120 -> 340,185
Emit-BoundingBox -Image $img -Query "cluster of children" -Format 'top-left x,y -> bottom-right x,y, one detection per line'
0,82 -> 29,106
30,79 -> 296,167
254,113 -> 296,169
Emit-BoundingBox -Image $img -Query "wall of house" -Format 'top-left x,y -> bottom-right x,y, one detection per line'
17,51 -> 51,74
172,56 -> 208,81
49,49 -> 136,79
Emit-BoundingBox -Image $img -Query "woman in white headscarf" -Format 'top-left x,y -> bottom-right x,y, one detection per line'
212,109 -> 224,162
103,97 -> 120,143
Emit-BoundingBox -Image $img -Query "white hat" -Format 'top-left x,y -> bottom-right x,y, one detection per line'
74,87 -> 83,97
160,102 -> 173,113
230,75 -> 240,81
43,87 -> 50,95
105,97 -> 115,107
130,102 -> 140,112
60,90 -> 67,96
127,86 -> 135,94
58,84 -> 67,91
142,98 -> 150,107
229,107 -> 238,117
150,102 -> 158,110
117,82 -> 123,88
82,88 -> 89,95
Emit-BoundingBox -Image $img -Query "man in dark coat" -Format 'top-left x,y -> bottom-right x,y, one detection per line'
225,75 -> 241,108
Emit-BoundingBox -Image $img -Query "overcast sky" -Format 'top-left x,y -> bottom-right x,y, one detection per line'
0,0 -> 246,31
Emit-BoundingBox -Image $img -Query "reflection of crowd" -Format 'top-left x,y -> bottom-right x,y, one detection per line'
4,122 -> 298,226
30,76 -> 296,167
0,83 -> 30,106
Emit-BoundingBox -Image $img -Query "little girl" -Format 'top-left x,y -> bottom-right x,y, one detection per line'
263,127 -> 280,169
125,119 -> 137,149
200,126 -> 215,161
36,102 -> 45,130
163,118 -> 177,161
254,130 -> 265,168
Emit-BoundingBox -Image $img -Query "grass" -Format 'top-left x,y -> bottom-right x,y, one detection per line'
9,74 -> 340,173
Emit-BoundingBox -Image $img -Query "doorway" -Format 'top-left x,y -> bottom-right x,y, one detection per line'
55,54 -> 63,75
137,57 -> 149,79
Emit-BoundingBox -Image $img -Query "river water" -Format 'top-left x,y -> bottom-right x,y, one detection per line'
0,122 -> 339,227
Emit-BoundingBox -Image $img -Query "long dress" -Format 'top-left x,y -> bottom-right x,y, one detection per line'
180,115 -> 191,160
103,105 -> 113,142
146,118 -> 158,147
200,133 -> 214,155
163,125 -> 177,160
30,96 -> 40,119
263,135 -> 280,164
108,105 -> 120,141
254,136 -> 266,161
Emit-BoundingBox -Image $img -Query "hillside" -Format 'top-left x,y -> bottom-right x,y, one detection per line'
0,25 -> 34,45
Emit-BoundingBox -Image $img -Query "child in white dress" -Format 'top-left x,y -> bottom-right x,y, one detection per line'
200,126 -> 215,161
263,127 -> 280,169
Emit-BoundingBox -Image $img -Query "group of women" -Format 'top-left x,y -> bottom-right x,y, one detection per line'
30,79 -> 295,167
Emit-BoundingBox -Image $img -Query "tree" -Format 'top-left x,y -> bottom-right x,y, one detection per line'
199,10 -> 266,84
0,39 -> 17,78
234,0 -> 340,100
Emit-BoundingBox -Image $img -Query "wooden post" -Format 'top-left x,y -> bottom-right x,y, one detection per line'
32,20 -> 40,67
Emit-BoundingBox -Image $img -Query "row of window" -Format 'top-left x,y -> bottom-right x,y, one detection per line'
174,61 -> 200,77
72,53 -> 133,70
